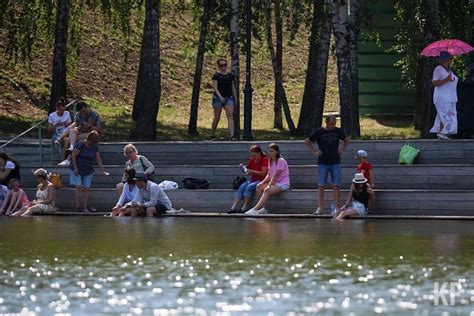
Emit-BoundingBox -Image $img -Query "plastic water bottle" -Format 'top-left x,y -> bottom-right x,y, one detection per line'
330,203 -> 337,215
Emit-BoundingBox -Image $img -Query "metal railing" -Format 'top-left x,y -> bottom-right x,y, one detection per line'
0,100 -> 78,166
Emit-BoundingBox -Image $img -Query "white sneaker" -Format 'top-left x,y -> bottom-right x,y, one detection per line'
313,207 -> 322,215
58,159 -> 70,167
241,205 -> 250,212
258,208 -> 268,214
437,133 -> 450,140
245,208 -> 260,216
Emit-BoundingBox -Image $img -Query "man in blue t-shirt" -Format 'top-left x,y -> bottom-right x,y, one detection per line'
305,115 -> 349,215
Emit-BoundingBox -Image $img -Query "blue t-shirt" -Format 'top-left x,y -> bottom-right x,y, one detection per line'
70,141 -> 99,176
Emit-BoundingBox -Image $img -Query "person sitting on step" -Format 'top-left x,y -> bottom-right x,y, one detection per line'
229,145 -> 268,213
333,173 -> 375,220
245,143 -> 290,216
111,169 -> 138,217
355,149 -> 375,188
59,101 -> 102,166
129,172 -> 172,217
11,168 -> 56,216
116,143 -> 155,198
1,178 -> 29,216
0,153 -> 21,186
48,97 -> 72,160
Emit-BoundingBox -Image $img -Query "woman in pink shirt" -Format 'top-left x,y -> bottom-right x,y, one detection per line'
245,143 -> 290,215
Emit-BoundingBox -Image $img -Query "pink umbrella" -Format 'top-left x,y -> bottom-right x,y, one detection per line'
420,39 -> 474,57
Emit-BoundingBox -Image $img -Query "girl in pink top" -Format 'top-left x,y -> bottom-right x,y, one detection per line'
245,143 -> 290,215
1,178 -> 29,216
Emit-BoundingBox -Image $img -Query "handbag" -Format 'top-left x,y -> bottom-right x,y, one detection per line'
139,156 -> 155,181
233,176 -> 247,190
49,173 -> 64,189
182,177 -> 210,189
398,143 -> 420,165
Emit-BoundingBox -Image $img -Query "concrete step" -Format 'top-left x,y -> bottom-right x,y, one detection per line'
5,139 -> 474,165
24,188 -> 474,216
19,164 -> 474,190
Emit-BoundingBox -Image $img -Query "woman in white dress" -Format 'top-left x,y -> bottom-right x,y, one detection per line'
430,51 -> 458,139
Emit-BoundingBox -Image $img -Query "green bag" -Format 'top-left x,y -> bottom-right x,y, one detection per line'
398,143 -> 420,165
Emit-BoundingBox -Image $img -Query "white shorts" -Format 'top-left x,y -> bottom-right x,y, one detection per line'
350,201 -> 367,216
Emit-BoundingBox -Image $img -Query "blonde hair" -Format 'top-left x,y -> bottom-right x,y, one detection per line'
33,168 -> 48,179
123,143 -> 138,156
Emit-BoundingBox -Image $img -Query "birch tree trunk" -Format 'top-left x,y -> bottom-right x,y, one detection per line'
188,0 -> 212,135
131,0 -> 161,141
415,0 -> 439,137
329,0 -> 360,137
273,0 -> 283,129
264,0 -> 296,134
49,0 -> 69,114
348,0 -> 360,134
297,0 -> 331,135
230,0 -> 241,138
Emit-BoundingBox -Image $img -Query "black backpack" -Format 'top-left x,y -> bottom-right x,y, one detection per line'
232,176 -> 247,190
182,177 -> 210,189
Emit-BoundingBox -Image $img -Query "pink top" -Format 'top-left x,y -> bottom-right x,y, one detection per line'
268,157 -> 290,186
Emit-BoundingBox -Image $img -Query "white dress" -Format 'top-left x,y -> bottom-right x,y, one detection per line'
35,185 -> 55,213
430,65 -> 458,135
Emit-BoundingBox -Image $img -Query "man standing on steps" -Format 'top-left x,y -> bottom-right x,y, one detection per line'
304,115 -> 349,215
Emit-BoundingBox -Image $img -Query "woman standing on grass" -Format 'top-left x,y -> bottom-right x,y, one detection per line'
12,168 -> 56,216
70,131 -> 107,212
210,58 -> 237,141
245,143 -> 290,215
229,145 -> 268,213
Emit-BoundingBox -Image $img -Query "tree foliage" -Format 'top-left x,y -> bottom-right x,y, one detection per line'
392,0 -> 470,88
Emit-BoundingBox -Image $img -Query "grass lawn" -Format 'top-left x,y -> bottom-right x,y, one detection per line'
0,96 -> 420,141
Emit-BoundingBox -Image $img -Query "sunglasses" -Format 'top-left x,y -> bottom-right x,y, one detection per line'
219,64 -> 227,67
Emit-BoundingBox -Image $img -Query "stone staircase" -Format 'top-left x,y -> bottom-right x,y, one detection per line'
4,139 -> 474,215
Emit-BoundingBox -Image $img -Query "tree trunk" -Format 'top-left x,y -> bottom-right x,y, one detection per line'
415,0 -> 439,137
348,0 -> 360,136
297,0 -> 331,135
49,0 -> 69,114
264,0 -> 296,134
273,0 -> 283,129
468,3 -> 474,81
329,0 -> 359,137
131,0 -> 161,141
188,0 -> 212,135
230,0 -> 241,139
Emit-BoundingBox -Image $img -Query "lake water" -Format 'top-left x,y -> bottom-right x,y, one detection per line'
0,217 -> 473,315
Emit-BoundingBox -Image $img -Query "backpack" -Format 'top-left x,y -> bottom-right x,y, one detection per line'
232,176 -> 247,190
182,178 -> 210,189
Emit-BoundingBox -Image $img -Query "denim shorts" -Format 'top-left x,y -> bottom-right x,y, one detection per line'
212,95 -> 235,108
274,183 -> 290,191
69,169 -> 93,188
317,164 -> 341,186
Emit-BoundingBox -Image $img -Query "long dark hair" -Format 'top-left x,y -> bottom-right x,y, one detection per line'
268,143 -> 281,160
125,168 -> 136,185
0,153 -> 19,168
250,145 -> 265,157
